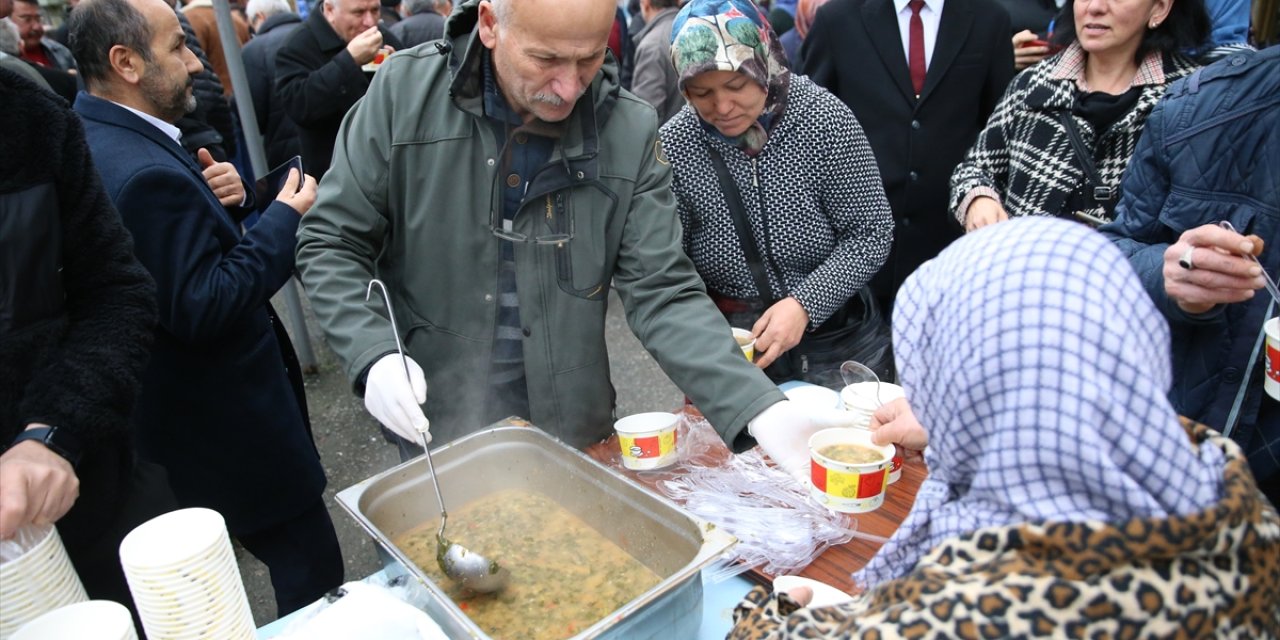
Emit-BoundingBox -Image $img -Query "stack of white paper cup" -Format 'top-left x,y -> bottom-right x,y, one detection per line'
0,525 -> 90,638
118,508 -> 255,640
11,600 -> 138,640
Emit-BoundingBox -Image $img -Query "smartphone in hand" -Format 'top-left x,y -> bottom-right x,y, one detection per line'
253,155 -> 304,212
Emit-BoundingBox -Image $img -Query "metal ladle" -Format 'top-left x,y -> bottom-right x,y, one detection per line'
365,280 -> 508,593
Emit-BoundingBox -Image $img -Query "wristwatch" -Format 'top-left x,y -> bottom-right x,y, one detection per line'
9,426 -> 83,467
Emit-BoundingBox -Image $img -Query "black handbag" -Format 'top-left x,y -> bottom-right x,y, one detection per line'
1056,110 -> 1117,228
706,148 -> 893,389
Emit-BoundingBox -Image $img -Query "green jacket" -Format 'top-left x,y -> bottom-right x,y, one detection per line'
296,0 -> 783,447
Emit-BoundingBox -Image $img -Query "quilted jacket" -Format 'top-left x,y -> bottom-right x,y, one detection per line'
1102,47 -> 1280,486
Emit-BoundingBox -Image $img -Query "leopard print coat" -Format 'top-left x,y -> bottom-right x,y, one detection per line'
730,420 -> 1280,639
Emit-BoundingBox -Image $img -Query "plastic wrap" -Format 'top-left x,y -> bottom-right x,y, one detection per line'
602,413 -> 889,579
0,524 -> 51,564
275,576 -> 446,640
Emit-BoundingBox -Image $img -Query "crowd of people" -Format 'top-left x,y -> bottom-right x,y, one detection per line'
1,0 -> 1278,634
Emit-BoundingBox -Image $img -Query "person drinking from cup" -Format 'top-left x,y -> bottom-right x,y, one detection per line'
1102,45 -> 1280,508
727,218 -> 1280,637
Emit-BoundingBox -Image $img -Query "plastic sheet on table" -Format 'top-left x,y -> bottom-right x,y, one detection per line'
600,413 -> 888,579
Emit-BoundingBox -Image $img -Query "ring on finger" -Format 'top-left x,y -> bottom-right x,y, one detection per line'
1178,246 -> 1196,270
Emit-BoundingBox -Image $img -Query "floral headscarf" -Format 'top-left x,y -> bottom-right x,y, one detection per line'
855,218 -> 1225,589
794,0 -> 831,39
669,0 -> 791,154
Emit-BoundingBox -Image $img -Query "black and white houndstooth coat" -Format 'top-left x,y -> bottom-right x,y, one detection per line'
949,44 -> 1198,226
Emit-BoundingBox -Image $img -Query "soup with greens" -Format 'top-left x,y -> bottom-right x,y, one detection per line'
394,489 -> 662,639
817,443 -> 885,465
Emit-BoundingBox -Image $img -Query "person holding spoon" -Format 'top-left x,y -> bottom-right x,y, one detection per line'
728,217 -> 1280,638
1102,46 -> 1280,508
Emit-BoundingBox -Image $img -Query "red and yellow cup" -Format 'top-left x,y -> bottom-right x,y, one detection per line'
808,428 -> 895,513
1265,318 -> 1280,401
614,412 -> 679,471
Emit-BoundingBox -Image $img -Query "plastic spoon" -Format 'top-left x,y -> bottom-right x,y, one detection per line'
365,280 -> 508,593
839,360 -> 884,406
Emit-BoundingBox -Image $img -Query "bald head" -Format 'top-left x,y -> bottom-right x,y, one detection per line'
478,0 -> 615,124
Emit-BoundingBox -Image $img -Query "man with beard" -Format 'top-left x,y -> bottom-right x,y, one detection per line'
296,0 -> 851,482
70,0 -> 344,617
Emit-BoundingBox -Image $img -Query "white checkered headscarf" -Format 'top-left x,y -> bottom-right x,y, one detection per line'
856,218 -> 1224,588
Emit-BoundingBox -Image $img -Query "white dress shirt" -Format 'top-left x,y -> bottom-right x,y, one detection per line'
895,0 -> 945,71
118,102 -> 183,144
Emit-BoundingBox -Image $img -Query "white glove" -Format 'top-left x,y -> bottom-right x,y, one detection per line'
748,399 -> 860,482
364,354 -> 430,444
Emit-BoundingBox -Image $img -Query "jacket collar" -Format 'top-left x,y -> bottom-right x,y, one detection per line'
306,7 -> 347,54
1027,48 -> 1197,112
74,92 -> 201,175
259,12 -> 302,35
1047,42 -> 1169,92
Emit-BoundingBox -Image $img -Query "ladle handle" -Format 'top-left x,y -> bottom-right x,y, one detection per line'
365,279 -> 449,527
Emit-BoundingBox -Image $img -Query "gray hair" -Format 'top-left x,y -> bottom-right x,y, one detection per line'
245,0 -> 290,20
68,0 -> 154,89
402,0 -> 431,15
0,17 -> 19,55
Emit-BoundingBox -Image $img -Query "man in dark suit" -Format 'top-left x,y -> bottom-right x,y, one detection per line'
802,0 -> 1013,314
69,0 -> 343,617
276,0 -> 403,178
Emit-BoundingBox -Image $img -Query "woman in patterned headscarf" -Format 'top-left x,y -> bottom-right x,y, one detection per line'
659,0 -> 894,389
727,218 -> 1280,638
778,0 -> 830,68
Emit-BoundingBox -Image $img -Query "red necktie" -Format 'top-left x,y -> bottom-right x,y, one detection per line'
908,0 -> 926,97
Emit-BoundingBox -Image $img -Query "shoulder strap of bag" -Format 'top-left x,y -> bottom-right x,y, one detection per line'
1055,110 -> 1116,225
707,147 -> 777,305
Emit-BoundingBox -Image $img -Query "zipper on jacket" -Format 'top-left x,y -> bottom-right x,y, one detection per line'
750,156 -> 783,298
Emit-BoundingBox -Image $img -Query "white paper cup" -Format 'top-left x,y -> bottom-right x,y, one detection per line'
808,428 -> 895,513
731,328 -> 755,361
119,508 -> 255,640
0,526 -> 89,636
614,412 -> 679,470
118,509 -> 226,572
12,600 -> 138,640
839,382 -> 905,426
1265,318 -> 1280,401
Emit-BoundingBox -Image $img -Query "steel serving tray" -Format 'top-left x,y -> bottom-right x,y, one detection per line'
335,422 -> 737,639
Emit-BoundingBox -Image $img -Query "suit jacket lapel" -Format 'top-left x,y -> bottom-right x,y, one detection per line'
863,0 -> 916,105
919,0 -> 974,104
76,94 -> 241,237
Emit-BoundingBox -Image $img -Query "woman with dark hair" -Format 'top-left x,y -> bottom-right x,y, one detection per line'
951,0 -> 1209,231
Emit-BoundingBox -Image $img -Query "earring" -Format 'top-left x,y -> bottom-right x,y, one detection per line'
1150,20 -> 1159,28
